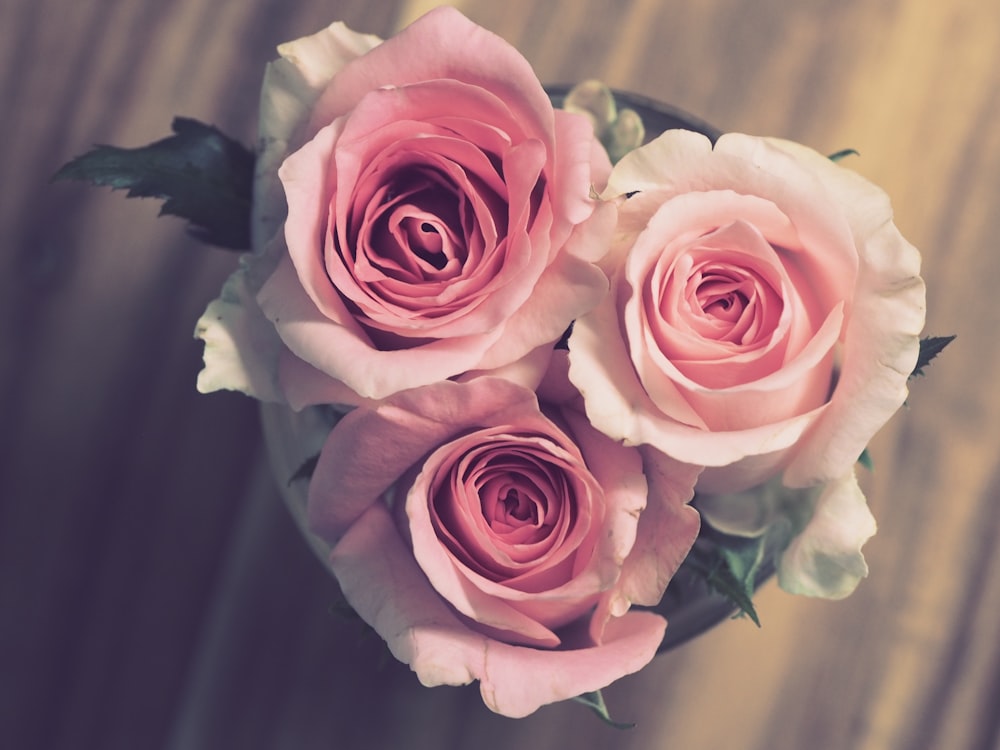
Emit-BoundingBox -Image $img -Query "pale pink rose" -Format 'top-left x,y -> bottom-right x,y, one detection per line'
568,130 -> 925,597
306,377 -> 700,717
196,7 -> 614,407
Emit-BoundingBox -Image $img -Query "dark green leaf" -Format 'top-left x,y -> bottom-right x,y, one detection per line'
828,148 -> 859,162
911,335 -> 955,378
288,454 -> 319,486
857,448 -> 874,471
573,690 -> 635,730
716,544 -> 763,626
684,534 -> 765,627
53,117 -> 254,250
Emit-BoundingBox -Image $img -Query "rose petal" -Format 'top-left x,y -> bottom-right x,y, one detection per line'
307,378 -> 539,541
592,446 -> 701,636
256,22 -> 382,248
778,471 -> 877,599
194,237 -> 288,402
476,242 -> 609,371
551,109 -> 611,232
455,343 -> 553,396
782,180 -> 925,483
303,7 -> 554,152
406,430 -> 599,643
569,276 -> 823,472
601,127 -> 714,199
329,502 -> 666,718
258,255 -> 507,400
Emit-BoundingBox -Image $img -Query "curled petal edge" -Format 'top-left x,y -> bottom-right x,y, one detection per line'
194,257 -> 285,403
777,471 -> 877,599
330,502 -> 667,718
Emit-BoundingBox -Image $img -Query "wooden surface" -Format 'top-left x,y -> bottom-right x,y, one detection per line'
2,0 -> 995,748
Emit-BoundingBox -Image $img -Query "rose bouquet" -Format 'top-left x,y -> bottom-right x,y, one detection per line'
56,6 -> 950,722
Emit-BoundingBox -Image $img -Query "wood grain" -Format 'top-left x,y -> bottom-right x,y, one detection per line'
1,0 -> 995,748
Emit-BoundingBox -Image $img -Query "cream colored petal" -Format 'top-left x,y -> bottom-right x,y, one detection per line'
254,23 -> 382,250
777,471 -> 877,599
194,257 -> 284,403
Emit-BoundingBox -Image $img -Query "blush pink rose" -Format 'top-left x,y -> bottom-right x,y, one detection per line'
197,7 -> 614,407
570,129 -> 925,491
568,130 -> 925,597
306,377 -> 700,717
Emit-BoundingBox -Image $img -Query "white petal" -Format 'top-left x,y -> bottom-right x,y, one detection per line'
777,471 -> 877,599
194,256 -> 284,403
254,23 -> 382,249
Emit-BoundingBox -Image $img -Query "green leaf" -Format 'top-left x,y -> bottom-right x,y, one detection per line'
53,117 -> 254,250
910,335 -> 955,378
573,690 -> 635,730
857,447 -> 874,471
684,534 -> 765,626
828,148 -> 859,162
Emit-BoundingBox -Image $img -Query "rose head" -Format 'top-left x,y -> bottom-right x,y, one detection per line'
568,129 -> 925,597
306,377 -> 699,717
195,7 -> 614,406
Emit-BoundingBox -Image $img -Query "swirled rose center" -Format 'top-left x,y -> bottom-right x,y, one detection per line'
336,134 -> 515,338
490,485 -> 540,526
680,262 -> 778,346
646,222 -> 787,366
428,432 -> 596,588
364,168 -> 470,283
697,273 -> 749,320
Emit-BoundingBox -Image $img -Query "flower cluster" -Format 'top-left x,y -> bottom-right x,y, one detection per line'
189,7 -> 925,717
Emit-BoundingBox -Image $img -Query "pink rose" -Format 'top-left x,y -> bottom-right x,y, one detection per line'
306,377 -> 699,717
195,7 -> 613,407
568,130 -> 925,596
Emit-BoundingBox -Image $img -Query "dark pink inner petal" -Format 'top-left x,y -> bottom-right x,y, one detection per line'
366,168 -> 468,282
427,431 -> 598,592
696,274 -> 752,325
327,123 -> 531,340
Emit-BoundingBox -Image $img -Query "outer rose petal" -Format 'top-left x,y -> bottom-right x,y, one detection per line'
194,239 -> 286,402
262,345 -> 545,426
255,21 -> 382,248
257,255 -> 507,400
535,351 -> 703,620
330,502 -> 666,718
613,448 -> 701,610
778,471 -> 877,599
776,149 -> 925,485
195,21 -> 382,400
307,378 -> 538,542
591,445 -> 701,641
302,7 -> 555,154
474,242 -> 610,371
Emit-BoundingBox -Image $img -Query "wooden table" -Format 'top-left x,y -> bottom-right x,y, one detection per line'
2,1 -> 995,748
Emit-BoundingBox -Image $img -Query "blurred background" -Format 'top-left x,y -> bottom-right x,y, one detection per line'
1,0 -> 996,748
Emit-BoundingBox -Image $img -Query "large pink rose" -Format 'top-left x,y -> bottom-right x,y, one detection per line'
196,7 -> 613,406
306,377 -> 700,717
568,130 -> 925,597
